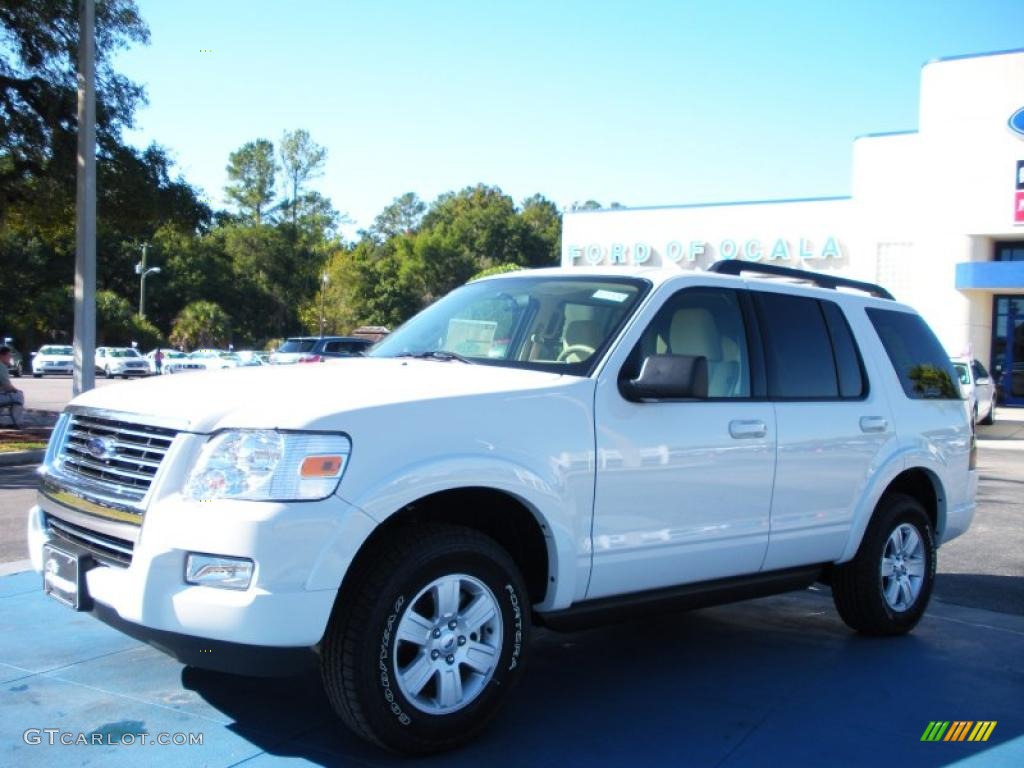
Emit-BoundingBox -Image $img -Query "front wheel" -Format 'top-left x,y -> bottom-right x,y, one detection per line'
832,493 -> 936,635
321,523 -> 530,755
32,372 -> 42,378
979,404 -> 995,426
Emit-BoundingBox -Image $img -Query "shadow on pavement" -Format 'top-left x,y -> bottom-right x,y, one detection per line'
175,592 -> 1023,767
934,573 -> 1024,616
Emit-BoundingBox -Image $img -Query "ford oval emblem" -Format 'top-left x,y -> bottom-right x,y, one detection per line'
85,436 -> 117,460
1010,107 -> 1024,138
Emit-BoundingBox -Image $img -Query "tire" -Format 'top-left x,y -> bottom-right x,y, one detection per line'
979,404 -> 995,426
321,523 -> 530,755
832,493 -> 936,635
11,362 -> 21,378
104,366 -> 113,379
32,373 -> 42,378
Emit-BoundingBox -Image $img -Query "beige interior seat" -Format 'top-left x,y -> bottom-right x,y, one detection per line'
668,308 -> 738,397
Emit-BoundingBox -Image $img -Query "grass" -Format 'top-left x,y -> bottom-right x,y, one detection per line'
0,441 -> 47,452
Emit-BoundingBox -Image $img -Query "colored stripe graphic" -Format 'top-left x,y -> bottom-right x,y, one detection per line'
945,721 -> 972,741
968,722 -> 997,742
921,721 -> 996,742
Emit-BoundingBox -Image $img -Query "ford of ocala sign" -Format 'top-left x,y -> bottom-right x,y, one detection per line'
1010,107 -> 1024,138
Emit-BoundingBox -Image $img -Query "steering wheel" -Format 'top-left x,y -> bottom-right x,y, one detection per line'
557,344 -> 596,363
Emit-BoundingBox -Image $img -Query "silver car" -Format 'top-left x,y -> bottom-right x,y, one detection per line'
952,357 -> 995,425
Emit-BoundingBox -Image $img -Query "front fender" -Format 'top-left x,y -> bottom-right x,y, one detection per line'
337,454 -> 588,612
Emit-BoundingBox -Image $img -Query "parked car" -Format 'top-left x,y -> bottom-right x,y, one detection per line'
234,350 -> 269,367
952,357 -> 995,425
31,262 -> 976,755
269,336 -> 372,364
1,338 -> 24,377
31,345 -> 75,377
144,348 -> 187,375
94,347 -> 149,378
179,349 -> 242,372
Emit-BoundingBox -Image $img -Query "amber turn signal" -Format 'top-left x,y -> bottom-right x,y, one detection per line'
300,455 -> 344,477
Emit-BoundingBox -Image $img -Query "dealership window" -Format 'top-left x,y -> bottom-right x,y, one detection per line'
991,295 -> 1024,402
994,242 -> 1024,262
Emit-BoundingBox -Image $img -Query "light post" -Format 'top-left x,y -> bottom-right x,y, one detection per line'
319,272 -> 329,337
136,262 -> 161,318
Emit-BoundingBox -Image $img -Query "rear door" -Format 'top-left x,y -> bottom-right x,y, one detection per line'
755,291 -> 893,570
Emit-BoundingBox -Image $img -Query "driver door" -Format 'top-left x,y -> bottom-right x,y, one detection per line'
588,285 -> 776,599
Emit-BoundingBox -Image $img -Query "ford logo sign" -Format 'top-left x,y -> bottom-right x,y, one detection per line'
85,436 -> 117,460
1010,107 -> 1024,138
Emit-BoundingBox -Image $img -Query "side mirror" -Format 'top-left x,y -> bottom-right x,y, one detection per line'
621,354 -> 709,401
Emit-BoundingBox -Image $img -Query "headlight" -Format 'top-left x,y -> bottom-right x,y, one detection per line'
185,429 -> 351,501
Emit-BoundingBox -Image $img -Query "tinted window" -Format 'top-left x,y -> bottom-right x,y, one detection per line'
971,360 -> 989,381
323,340 -> 368,355
756,292 -> 838,399
953,363 -> 970,386
821,301 -> 867,398
866,308 -> 959,399
279,339 -> 317,353
625,287 -> 751,398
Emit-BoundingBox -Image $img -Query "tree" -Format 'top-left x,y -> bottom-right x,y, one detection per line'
225,139 -> 276,224
367,192 -> 425,240
0,0 -> 149,207
170,300 -> 231,349
279,129 -> 326,228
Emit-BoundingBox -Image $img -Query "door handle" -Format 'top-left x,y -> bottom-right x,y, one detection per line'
729,420 -> 767,439
859,416 -> 888,433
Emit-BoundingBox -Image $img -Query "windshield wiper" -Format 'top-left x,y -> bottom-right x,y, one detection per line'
394,351 -> 476,364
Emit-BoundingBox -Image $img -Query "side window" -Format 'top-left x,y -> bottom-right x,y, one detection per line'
865,308 -> 959,399
971,360 -> 989,382
820,300 -> 867,398
624,287 -> 751,398
755,292 -> 839,399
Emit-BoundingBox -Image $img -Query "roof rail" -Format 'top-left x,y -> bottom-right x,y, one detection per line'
707,260 -> 895,300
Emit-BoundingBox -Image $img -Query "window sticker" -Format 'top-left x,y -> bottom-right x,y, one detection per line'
445,319 -> 497,356
592,289 -> 629,303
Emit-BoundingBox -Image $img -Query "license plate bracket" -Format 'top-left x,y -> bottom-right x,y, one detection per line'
42,543 -> 91,610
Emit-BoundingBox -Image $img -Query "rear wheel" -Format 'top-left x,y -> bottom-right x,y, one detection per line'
832,493 -> 936,635
979,404 -> 995,426
321,523 -> 530,755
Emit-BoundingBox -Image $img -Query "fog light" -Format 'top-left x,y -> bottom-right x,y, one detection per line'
185,554 -> 254,590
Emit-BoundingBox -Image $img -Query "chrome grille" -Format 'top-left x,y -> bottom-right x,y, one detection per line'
60,414 -> 178,503
45,514 -> 134,567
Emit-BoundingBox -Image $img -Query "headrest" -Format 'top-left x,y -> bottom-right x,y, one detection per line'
669,308 -> 721,361
564,320 -> 603,349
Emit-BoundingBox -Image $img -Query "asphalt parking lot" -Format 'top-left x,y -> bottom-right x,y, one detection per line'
0,427 -> 1021,765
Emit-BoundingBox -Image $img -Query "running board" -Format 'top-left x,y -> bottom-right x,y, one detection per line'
536,565 -> 824,631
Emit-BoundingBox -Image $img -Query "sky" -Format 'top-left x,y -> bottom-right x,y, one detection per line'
114,0 -> 1024,238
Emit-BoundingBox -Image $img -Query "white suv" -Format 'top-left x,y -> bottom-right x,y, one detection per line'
29,262 -> 976,754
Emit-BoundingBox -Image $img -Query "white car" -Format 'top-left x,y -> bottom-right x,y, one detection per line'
952,357 -> 995,425
144,348 -> 188,375
31,262 -> 976,755
94,347 -> 149,378
32,345 -> 74,377
165,349 -> 240,374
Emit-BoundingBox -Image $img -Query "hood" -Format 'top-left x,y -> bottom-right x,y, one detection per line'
68,357 -> 569,432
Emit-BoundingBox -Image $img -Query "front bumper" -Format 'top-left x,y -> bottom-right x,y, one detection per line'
27,488 -> 377,657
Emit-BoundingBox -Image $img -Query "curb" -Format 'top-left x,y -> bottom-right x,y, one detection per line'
0,450 -> 44,467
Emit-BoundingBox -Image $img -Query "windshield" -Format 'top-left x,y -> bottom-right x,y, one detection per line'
278,339 -> 316,353
952,363 -> 970,386
370,275 -> 649,374
40,346 -> 73,355
189,351 -> 218,359
110,349 -> 141,358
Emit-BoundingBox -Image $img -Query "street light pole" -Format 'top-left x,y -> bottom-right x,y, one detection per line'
136,259 -> 161,319
319,272 -> 329,337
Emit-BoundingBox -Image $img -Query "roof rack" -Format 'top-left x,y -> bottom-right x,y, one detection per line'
707,260 -> 895,300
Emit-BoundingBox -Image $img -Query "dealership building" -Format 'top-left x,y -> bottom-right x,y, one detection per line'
562,49 -> 1024,407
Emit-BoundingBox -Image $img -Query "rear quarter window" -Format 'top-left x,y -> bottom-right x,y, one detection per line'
866,308 -> 959,399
